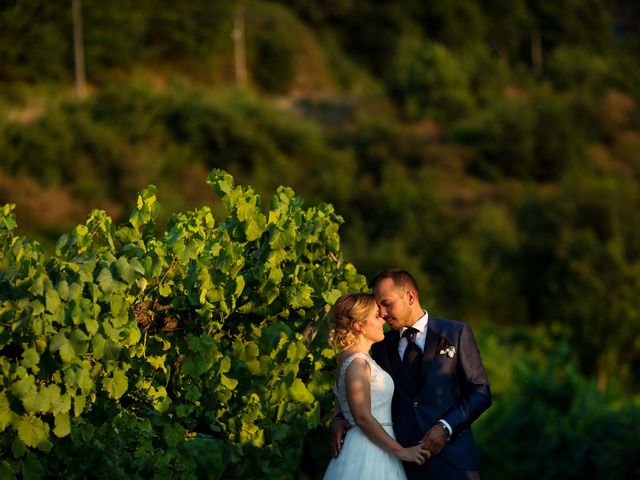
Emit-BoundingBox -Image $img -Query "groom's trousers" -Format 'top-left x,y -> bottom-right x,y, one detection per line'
404,454 -> 480,480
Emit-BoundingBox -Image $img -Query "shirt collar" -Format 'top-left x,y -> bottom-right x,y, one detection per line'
401,310 -> 428,336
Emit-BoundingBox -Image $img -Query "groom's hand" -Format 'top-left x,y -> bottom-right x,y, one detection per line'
421,424 -> 448,457
330,418 -> 351,457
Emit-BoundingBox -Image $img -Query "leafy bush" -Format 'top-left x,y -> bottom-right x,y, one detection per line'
0,2 -> 71,82
0,86 -> 357,229
452,97 -> 536,179
0,171 -> 365,479
453,86 -> 588,181
387,41 -> 475,121
246,5 -> 299,95
477,339 -> 640,479
514,176 -> 640,389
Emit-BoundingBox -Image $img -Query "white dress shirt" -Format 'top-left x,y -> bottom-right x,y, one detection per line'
398,310 -> 429,359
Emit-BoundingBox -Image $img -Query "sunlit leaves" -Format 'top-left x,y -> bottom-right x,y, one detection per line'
0,393 -> 13,432
0,204 -> 18,237
322,288 -> 343,305
21,348 -> 39,371
0,169 -> 366,478
49,333 -> 76,363
103,369 -> 128,400
11,375 -> 37,402
63,361 -> 94,393
220,374 -> 239,391
96,268 -> 114,293
129,185 -> 160,232
44,289 -> 60,314
115,256 -> 144,283
52,413 -> 70,438
91,334 -> 121,361
17,416 -> 50,450
146,354 -> 167,372
289,379 -> 315,404
287,283 -> 314,309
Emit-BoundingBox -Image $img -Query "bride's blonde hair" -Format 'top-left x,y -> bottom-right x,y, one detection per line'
329,293 -> 376,351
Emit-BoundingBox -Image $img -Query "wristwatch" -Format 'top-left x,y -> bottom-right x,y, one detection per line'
438,420 -> 451,441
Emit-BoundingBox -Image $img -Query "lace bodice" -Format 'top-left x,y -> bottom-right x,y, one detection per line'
334,352 -> 395,426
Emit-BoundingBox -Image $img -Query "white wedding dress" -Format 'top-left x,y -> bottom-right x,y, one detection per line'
323,352 -> 407,480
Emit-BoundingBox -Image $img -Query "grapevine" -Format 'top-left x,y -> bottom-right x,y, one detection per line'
0,170 -> 365,479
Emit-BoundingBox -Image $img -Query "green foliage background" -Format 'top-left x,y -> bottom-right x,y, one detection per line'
2,0 -> 640,478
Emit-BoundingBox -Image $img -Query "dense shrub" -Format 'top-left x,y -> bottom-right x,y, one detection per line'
387,41 -> 475,122
0,2 -> 71,82
246,6 -> 299,95
0,171 -> 365,478
452,87 -> 588,181
477,338 -> 640,479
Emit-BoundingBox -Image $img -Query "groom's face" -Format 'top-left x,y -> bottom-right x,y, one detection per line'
374,278 -> 413,330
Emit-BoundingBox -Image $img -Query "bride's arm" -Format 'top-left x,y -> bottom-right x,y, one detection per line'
345,358 -> 429,464
330,398 -> 350,457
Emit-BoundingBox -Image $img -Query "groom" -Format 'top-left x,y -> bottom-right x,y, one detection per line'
332,269 -> 492,479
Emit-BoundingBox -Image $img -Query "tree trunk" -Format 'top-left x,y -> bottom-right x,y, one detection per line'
232,5 -> 247,88
531,27 -> 542,77
72,0 -> 87,99
597,364 -> 607,394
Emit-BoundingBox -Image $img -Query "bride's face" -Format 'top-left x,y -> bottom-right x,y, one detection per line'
362,305 -> 385,343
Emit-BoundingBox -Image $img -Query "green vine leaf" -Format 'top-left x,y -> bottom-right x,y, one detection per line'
103,369 -> 128,400
17,416 -> 50,450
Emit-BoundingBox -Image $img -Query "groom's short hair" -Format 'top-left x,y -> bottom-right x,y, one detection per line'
368,269 -> 419,294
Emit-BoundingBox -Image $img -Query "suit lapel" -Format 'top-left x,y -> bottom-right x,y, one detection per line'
419,325 -> 441,382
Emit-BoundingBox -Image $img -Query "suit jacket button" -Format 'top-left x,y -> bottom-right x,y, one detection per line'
413,401 -> 418,407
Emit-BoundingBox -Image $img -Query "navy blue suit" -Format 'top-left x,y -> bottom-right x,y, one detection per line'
371,316 -> 491,479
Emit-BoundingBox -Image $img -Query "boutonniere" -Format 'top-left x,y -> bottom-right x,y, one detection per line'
439,342 -> 456,358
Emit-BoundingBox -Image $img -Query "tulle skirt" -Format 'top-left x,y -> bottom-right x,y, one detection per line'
323,425 -> 407,480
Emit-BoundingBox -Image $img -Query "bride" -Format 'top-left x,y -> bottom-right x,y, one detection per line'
323,293 -> 430,480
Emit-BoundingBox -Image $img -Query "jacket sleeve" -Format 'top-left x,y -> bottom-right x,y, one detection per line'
442,323 -> 492,439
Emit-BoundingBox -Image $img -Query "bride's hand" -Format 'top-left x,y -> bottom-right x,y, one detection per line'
329,417 -> 351,457
397,443 -> 431,464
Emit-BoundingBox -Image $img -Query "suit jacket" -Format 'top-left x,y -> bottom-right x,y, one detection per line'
371,316 -> 491,471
